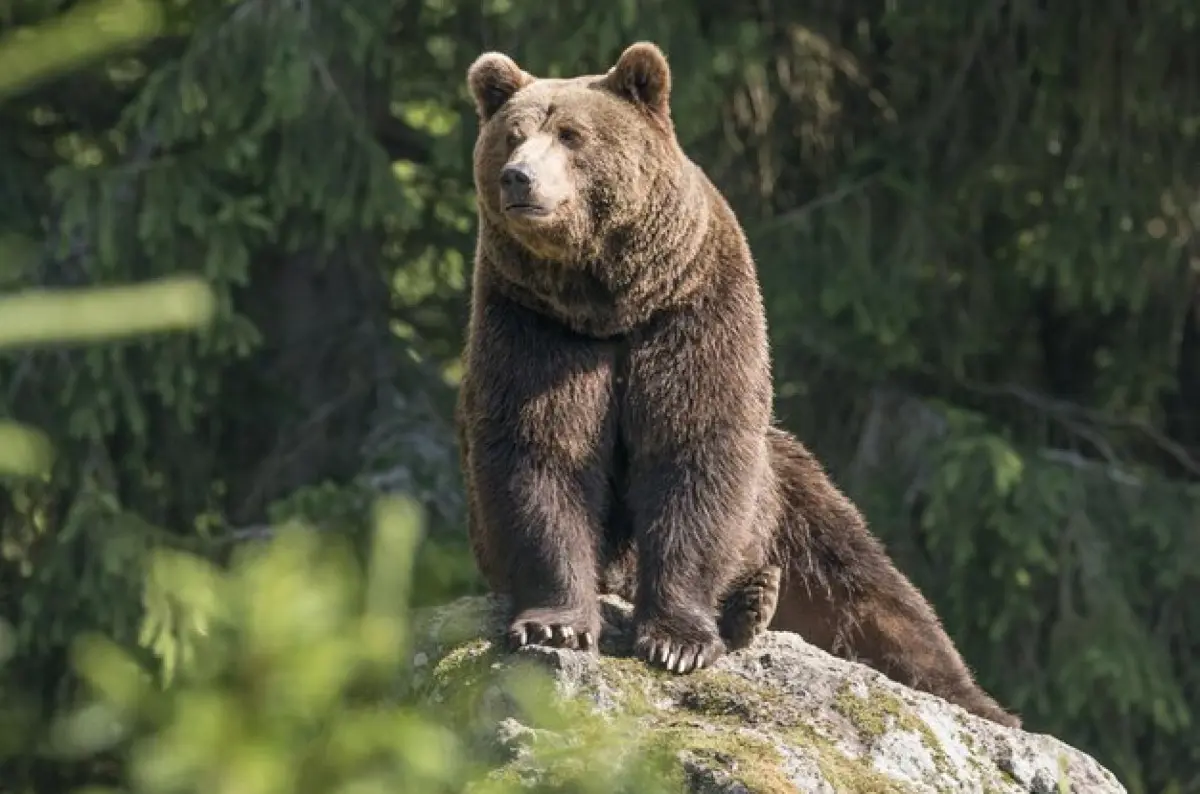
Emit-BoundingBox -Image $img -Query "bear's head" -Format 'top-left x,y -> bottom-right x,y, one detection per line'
467,42 -> 684,263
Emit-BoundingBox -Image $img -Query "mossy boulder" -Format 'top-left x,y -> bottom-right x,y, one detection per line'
407,595 -> 1126,794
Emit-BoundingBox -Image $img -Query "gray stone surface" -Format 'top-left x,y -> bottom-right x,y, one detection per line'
410,594 -> 1126,794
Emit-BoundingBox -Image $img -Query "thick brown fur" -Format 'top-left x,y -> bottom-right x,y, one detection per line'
457,42 -> 1021,728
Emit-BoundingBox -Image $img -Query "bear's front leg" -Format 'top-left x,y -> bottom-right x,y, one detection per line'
621,298 -> 773,674
461,290 -> 617,652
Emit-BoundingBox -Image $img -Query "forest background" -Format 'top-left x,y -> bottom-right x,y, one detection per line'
1,1 -> 1198,792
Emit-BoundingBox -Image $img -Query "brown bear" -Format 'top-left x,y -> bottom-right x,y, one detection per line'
457,41 -> 1021,729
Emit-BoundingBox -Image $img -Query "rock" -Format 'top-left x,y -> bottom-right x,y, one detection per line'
408,594 -> 1126,794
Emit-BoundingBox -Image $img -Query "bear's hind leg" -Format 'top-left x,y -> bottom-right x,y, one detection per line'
773,556 -> 1022,728
767,426 -> 1021,728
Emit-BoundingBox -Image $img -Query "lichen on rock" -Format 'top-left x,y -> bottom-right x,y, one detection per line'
408,594 -> 1126,794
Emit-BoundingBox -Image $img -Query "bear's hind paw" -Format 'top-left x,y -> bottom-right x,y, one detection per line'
719,564 -> 782,651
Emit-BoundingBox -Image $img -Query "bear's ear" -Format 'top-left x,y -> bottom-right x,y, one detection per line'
603,41 -> 672,117
467,52 -> 533,121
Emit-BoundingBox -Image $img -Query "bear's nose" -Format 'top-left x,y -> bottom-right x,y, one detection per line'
500,163 -> 533,192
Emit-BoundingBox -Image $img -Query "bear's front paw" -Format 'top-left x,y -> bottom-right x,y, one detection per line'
506,605 -> 600,652
634,612 -> 725,674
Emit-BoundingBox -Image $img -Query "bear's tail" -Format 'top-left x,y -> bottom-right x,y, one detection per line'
766,426 -> 1022,729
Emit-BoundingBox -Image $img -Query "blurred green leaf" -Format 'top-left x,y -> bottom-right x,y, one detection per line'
0,276 -> 216,348
0,420 -> 54,476
0,0 -> 164,102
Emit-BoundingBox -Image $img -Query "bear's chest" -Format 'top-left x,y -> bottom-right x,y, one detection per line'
502,261 -> 656,339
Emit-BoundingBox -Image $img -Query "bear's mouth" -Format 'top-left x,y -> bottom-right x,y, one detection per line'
504,202 -> 553,218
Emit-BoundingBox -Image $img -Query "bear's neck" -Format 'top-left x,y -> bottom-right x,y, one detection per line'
481,162 -> 717,339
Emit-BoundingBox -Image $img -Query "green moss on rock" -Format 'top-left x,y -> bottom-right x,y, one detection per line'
832,681 -> 949,773
833,683 -> 893,739
656,724 -> 794,794
787,722 -> 920,794
420,639 -> 968,794
592,654 -> 668,715
576,659 -> 920,794
676,669 -> 773,722
581,661 -> 787,791
430,638 -> 499,696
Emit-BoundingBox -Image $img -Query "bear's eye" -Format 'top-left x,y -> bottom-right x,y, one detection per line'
557,127 -> 583,146
505,130 -> 524,148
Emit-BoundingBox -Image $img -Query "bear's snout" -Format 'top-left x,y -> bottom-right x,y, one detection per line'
497,139 -> 571,219
500,161 -> 556,219
500,163 -> 535,208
